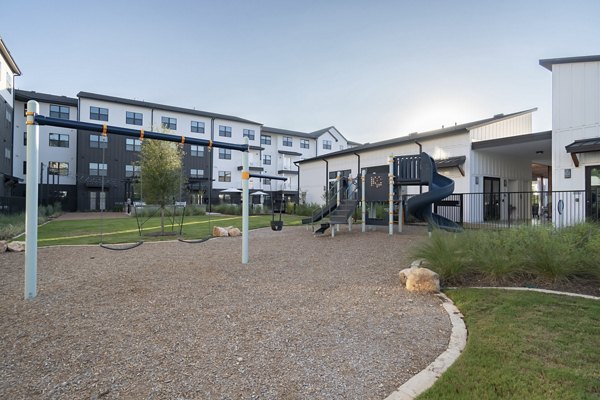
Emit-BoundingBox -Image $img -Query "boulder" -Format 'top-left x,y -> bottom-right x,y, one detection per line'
399,268 -> 414,285
227,227 -> 241,237
410,258 -> 428,268
405,268 -> 440,293
0,240 -> 7,253
212,226 -> 229,237
7,241 -> 26,252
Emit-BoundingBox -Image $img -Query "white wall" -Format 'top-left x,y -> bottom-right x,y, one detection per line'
13,100 -> 78,185
0,55 -> 16,108
470,113 -> 533,142
551,61 -> 600,193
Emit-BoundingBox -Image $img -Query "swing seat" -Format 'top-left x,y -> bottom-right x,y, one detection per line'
270,220 -> 283,231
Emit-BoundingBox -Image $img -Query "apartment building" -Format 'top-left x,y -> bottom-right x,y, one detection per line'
0,37 -> 21,197
11,89 -> 352,211
13,90 -> 79,210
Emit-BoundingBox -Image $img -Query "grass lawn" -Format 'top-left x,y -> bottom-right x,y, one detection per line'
35,214 -> 303,246
418,289 -> 600,400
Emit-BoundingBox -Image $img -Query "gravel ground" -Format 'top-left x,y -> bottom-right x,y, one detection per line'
0,225 -> 451,400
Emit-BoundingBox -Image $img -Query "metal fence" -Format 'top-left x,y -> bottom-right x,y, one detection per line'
427,190 -> 598,229
0,196 -> 26,215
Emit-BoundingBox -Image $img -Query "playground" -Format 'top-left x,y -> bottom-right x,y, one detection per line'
0,225 -> 453,399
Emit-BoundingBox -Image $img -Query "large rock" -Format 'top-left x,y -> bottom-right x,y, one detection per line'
212,226 -> 229,237
227,227 -> 241,237
405,268 -> 440,293
399,267 -> 415,285
7,241 -> 26,252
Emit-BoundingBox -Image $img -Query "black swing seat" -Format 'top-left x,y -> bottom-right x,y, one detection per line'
271,220 -> 283,231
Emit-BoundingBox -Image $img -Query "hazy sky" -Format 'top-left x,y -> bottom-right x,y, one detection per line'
4,0 -> 600,143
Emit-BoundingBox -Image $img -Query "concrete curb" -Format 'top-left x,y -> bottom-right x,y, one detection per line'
384,293 -> 467,400
454,286 -> 600,301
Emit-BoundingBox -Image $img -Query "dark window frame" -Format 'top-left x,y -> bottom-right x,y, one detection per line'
50,104 -> 70,120
161,116 -> 177,130
49,133 -> 70,148
126,111 -> 143,125
90,106 -> 109,121
219,148 -> 232,159
90,134 -> 108,149
243,129 -> 255,140
283,136 -> 293,147
126,138 -> 142,152
263,154 -> 271,165
219,125 -> 232,137
261,135 -> 272,145
218,171 -> 231,182
191,121 -> 205,133
48,161 -> 69,176
300,139 -> 310,149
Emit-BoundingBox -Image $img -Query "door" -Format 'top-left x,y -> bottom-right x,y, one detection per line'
586,166 -> 600,221
483,177 -> 501,221
89,191 -> 97,211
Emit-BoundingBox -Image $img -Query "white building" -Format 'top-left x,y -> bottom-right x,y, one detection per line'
0,37 -> 22,197
540,55 -> 600,225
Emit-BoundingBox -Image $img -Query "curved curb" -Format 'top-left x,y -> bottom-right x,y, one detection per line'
384,293 -> 467,400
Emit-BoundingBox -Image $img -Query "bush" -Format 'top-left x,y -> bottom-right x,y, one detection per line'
412,230 -> 469,285
0,213 -> 26,240
292,202 -> 322,216
211,204 -> 241,215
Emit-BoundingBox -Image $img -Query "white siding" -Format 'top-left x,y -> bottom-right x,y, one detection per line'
470,113 -> 533,142
13,100 -> 78,185
551,61 -> 600,193
0,55 -> 16,108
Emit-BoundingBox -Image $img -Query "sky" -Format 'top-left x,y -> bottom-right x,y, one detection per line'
3,0 -> 600,144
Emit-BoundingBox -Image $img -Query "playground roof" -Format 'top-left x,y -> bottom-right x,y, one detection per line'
298,108 -> 537,163
539,55 -> 600,71
77,91 -> 262,126
16,89 -> 78,107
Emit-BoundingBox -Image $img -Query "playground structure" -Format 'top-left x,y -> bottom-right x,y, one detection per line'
303,152 -> 462,236
23,100 -> 285,299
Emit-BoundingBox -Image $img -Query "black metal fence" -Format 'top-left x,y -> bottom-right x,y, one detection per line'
0,196 -> 26,214
427,190 -> 598,229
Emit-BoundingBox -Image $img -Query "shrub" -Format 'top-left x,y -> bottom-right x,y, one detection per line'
412,230 -> 468,285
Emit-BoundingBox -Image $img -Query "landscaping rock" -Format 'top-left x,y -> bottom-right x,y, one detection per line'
399,267 -> 414,285
227,227 -> 241,237
410,258 -> 428,268
405,268 -> 440,293
7,241 -> 26,252
212,226 -> 229,237
0,240 -> 7,253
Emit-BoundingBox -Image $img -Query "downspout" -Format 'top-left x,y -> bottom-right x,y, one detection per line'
415,140 -> 423,193
323,158 -> 328,200
209,117 -> 215,212
353,152 -> 361,178
293,160 -> 300,205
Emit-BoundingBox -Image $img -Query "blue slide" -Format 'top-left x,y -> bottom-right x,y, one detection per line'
406,155 -> 463,232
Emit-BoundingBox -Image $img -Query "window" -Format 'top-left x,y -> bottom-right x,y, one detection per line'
283,136 -> 293,147
89,162 -> 108,176
23,132 -> 27,146
161,116 -> 177,130
126,138 -> 142,151
49,133 -> 69,148
323,139 -> 332,150
50,105 -> 70,120
263,154 -> 271,165
218,171 -> 231,182
90,106 -> 109,121
219,148 -> 232,159
243,129 -> 255,140
262,178 -> 271,185
190,145 -> 204,157
126,111 -> 143,125
90,134 -> 108,149
219,125 -> 232,137
261,135 -> 271,145
125,165 -> 140,178
48,161 -> 69,176
190,169 -> 204,178
300,139 -> 309,149
191,121 -> 205,133
22,161 -> 27,175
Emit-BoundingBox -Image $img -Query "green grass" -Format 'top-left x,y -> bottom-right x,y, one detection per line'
34,214 -> 303,246
418,289 -> 600,400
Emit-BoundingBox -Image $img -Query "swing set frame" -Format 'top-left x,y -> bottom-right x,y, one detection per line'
23,101 -> 286,299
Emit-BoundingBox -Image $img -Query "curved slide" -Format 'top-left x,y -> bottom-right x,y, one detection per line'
406,156 -> 463,232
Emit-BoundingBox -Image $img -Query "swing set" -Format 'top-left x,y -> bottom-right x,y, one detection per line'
23,100 -> 286,299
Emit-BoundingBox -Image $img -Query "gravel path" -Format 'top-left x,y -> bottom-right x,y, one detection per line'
0,225 -> 451,400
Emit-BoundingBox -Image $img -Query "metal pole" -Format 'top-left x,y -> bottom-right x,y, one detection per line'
242,137 -> 249,264
389,155 -> 394,235
25,101 -> 39,299
361,170 -> 366,233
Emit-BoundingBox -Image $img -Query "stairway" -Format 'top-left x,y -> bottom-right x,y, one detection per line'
329,199 -> 359,224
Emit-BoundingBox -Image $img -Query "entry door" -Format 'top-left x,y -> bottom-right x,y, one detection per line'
483,177 -> 501,221
586,166 -> 600,221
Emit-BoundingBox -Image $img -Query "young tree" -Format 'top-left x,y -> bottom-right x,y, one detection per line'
138,139 -> 185,234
